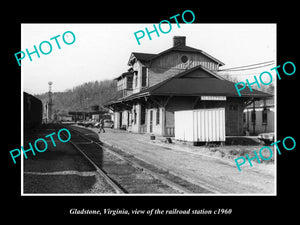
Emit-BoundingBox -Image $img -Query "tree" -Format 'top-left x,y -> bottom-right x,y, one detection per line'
34,79 -> 117,115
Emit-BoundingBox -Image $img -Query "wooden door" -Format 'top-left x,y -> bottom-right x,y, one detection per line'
227,103 -> 239,135
149,110 -> 153,133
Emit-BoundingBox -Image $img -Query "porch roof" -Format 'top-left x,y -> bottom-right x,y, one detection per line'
104,65 -> 272,106
125,66 -> 272,100
140,78 -> 272,98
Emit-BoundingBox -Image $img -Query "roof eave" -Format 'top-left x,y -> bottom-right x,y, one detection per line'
149,92 -> 272,98
198,50 -> 225,66
147,45 -> 225,66
127,53 -> 135,66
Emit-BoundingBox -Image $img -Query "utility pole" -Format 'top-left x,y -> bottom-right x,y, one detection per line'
46,81 -> 53,123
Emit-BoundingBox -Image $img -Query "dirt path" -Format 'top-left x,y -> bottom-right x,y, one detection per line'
93,127 -> 275,194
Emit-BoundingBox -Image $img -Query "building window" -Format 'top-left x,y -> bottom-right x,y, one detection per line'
134,71 -> 138,88
141,67 -> 147,87
262,108 -> 268,124
127,75 -> 133,89
141,105 -> 146,125
133,109 -> 137,124
156,108 -> 160,125
181,55 -> 188,63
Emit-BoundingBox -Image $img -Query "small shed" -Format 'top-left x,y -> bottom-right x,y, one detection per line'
175,108 -> 226,143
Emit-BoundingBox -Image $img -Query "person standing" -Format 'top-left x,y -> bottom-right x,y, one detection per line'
98,118 -> 105,133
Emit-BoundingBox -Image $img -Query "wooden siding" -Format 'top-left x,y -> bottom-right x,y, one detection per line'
112,96 -> 245,136
132,61 -> 143,94
151,51 -> 219,71
146,108 -> 163,135
148,51 -> 219,87
116,74 -> 133,97
165,96 -> 245,136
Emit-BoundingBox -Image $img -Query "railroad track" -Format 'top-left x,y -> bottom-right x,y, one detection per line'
56,124 -> 201,194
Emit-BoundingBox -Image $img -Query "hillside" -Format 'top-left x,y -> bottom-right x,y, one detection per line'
34,75 -> 274,118
35,79 -> 117,115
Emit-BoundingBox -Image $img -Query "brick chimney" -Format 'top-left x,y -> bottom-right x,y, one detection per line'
173,36 -> 186,47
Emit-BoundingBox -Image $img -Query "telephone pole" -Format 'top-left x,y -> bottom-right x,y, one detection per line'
46,81 -> 53,123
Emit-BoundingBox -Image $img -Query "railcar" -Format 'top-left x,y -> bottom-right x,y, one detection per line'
24,92 -> 43,130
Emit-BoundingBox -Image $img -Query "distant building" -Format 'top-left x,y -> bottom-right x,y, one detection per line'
105,36 -> 272,138
243,98 -> 274,135
69,105 -> 110,121
57,114 -> 73,122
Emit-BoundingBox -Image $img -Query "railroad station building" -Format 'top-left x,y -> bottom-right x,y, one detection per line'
104,36 -> 272,138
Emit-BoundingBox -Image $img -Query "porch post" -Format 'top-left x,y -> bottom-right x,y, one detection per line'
252,101 -> 256,135
162,96 -> 172,137
137,103 -> 141,133
162,107 -> 166,136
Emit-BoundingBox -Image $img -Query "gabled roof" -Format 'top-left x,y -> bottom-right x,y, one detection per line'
145,78 -> 271,98
128,52 -> 157,65
114,71 -> 133,81
128,45 -> 225,66
121,65 -> 272,101
104,65 -> 272,107
131,52 -> 157,61
174,64 -> 225,80
150,45 -> 225,66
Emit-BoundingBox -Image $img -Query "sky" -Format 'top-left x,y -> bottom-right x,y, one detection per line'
21,23 -> 276,95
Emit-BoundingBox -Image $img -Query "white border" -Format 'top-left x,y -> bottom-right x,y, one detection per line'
21,23 -> 24,195
21,23 -> 277,197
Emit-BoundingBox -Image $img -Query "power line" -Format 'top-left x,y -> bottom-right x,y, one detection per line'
218,60 -> 275,72
219,60 -> 275,71
221,63 -> 275,71
217,72 -> 262,76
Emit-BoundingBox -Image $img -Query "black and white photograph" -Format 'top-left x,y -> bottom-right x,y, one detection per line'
21,23 -> 276,195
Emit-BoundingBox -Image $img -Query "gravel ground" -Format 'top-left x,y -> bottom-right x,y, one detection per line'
23,125 -> 116,194
24,172 -> 116,194
88,126 -> 275,194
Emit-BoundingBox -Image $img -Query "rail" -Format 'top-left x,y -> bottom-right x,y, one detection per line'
55,124 -> 125,194
64,125 -> 199,194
